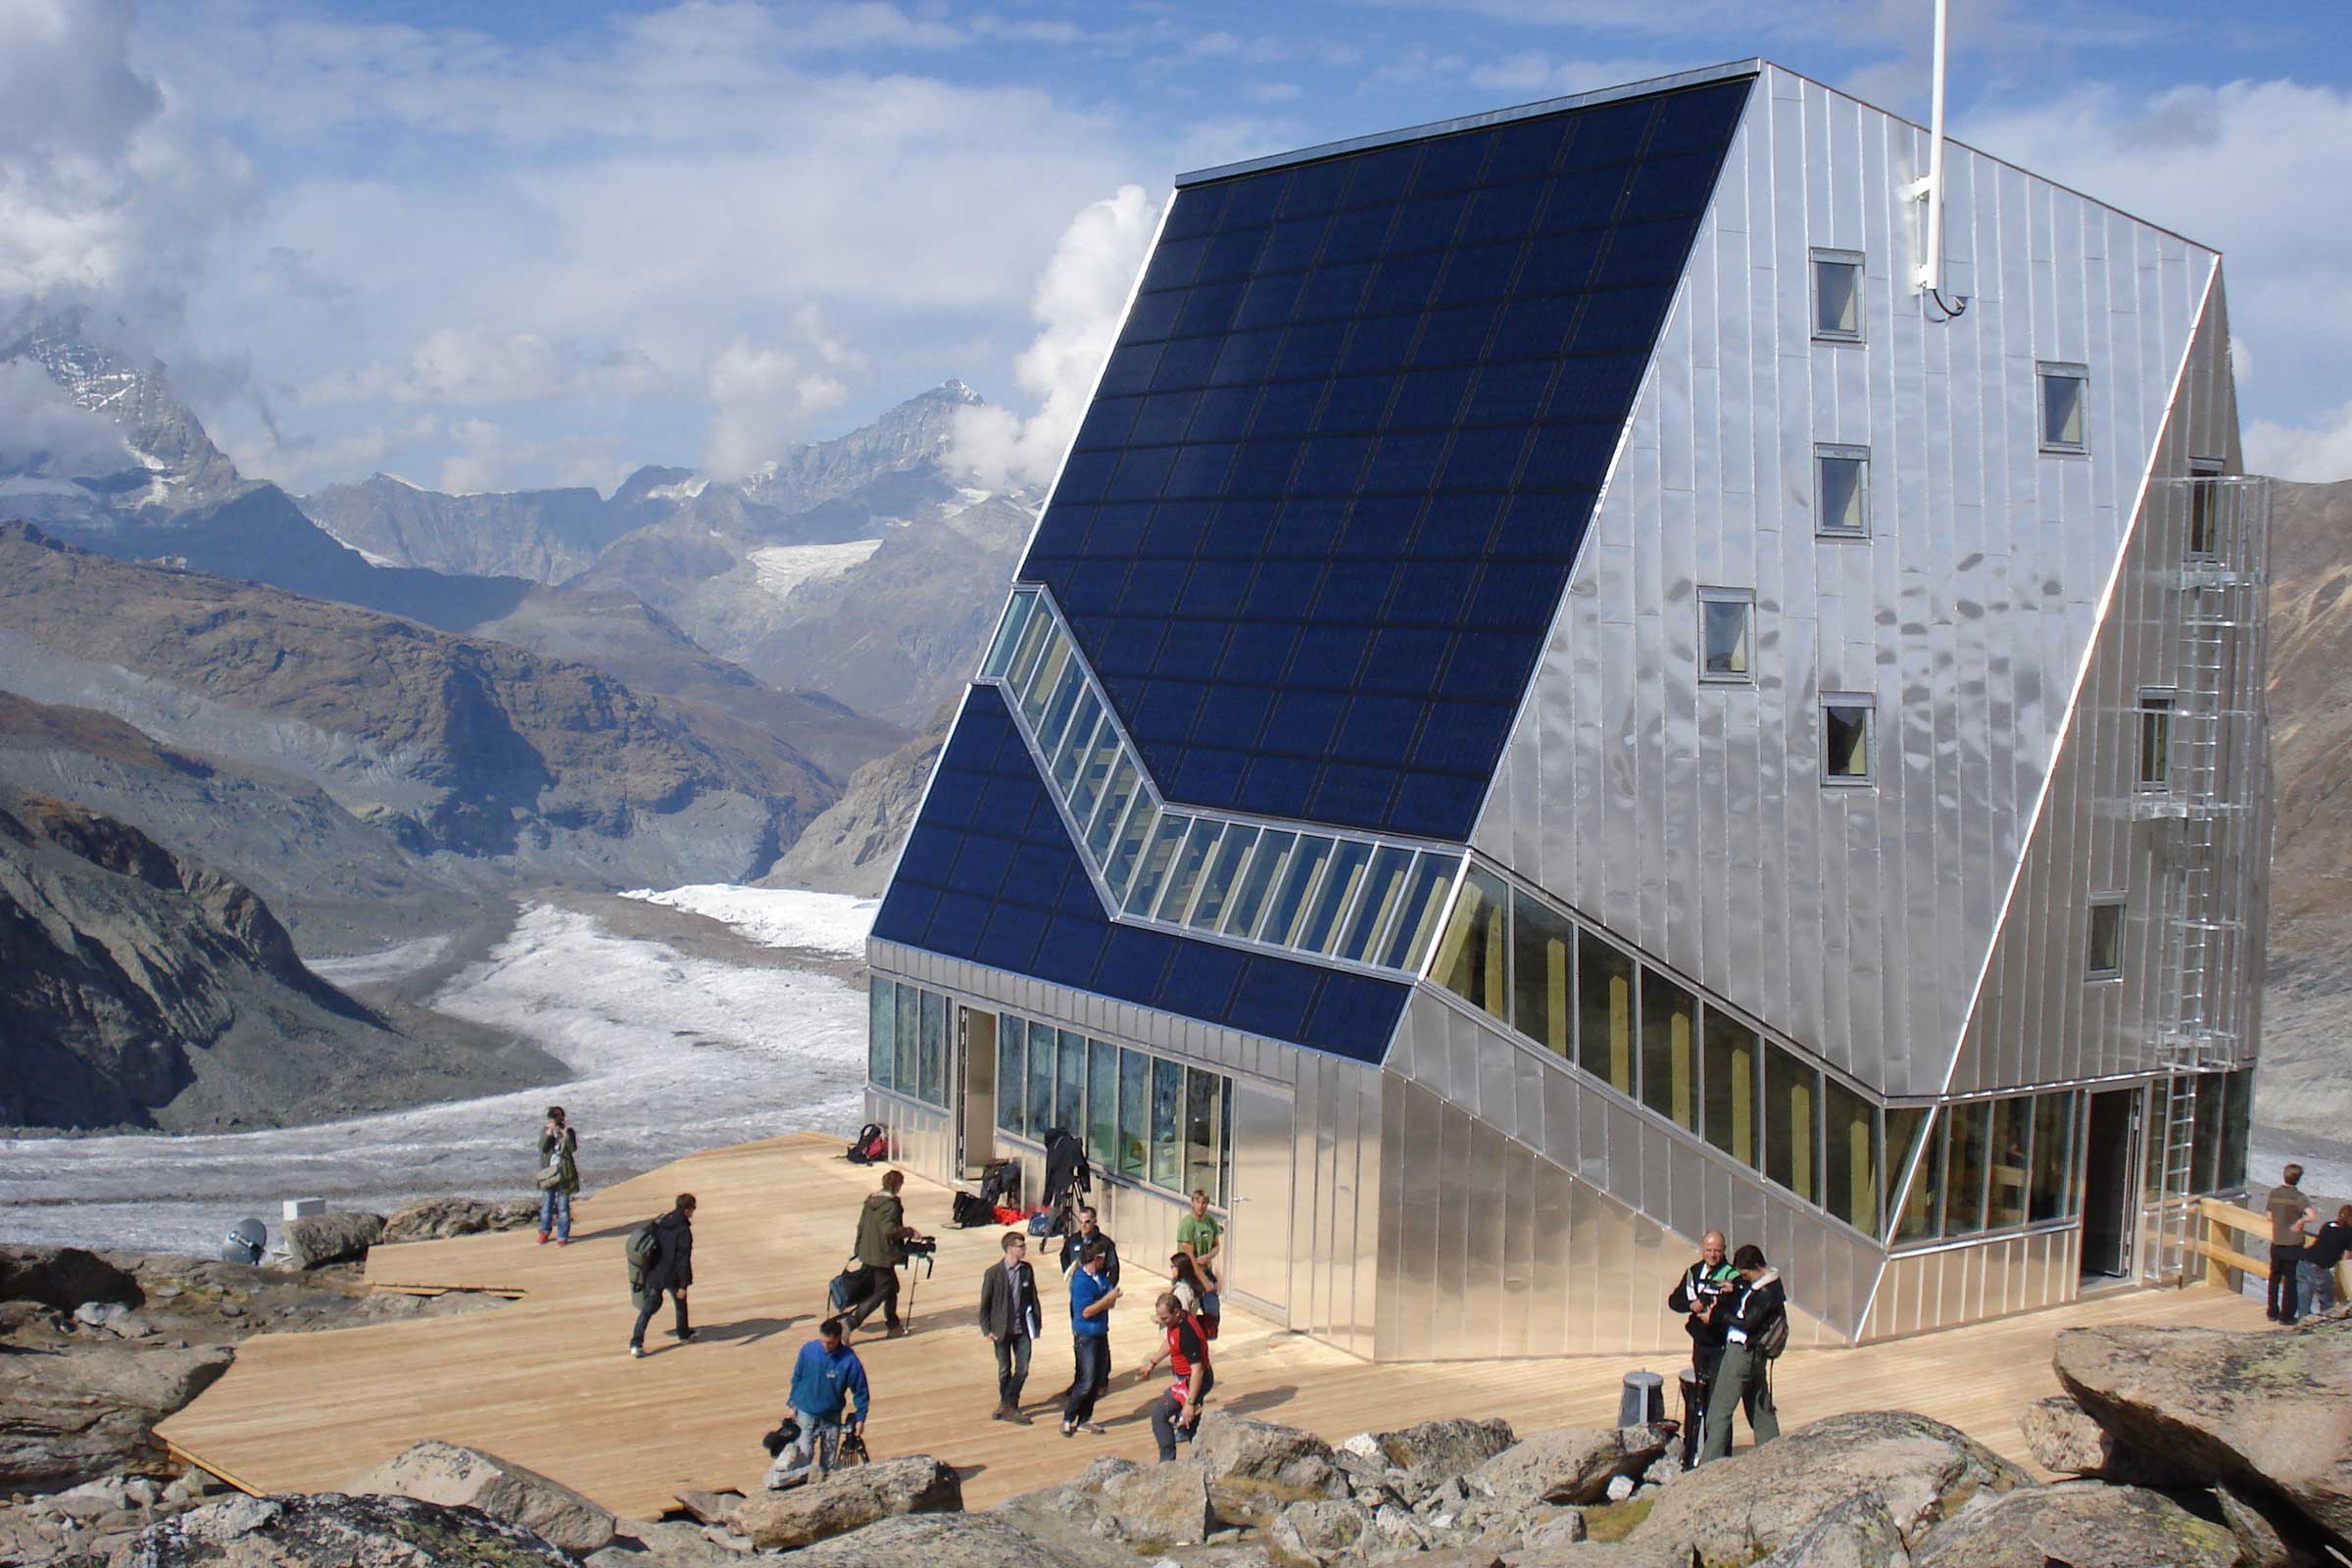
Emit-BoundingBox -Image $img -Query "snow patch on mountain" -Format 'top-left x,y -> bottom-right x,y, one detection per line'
747,538 -> 884,602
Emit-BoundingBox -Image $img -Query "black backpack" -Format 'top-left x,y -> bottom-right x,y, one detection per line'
623,1217 -> 662,1292
846,1122 -> 887,1164
951,1192 -> 994,1229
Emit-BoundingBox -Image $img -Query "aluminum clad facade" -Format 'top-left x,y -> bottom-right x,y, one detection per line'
1472,63 -> 2225,1100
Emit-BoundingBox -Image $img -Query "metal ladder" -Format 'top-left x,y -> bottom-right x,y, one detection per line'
2150,1075 -> 2201,1283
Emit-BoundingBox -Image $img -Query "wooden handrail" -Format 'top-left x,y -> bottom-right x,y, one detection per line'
2199,1197 -> 2273,1240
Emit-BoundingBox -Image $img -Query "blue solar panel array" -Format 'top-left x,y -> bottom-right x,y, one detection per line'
872,685 -> 1411,1062
1018,77 -> 1752,841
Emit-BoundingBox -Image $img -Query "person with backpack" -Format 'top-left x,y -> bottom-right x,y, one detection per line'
764,1317 -> 869,1489
536,1106 -> 579,1246
1136,1290 -> 1212,1461
845,1170 -> 922,1338
1696,1243 -> 1785,1464
1666,1230 -> 1738,1470
1059,1241 -> 1119,1437
1177,1190 -> 1223,1318
977,1231 -> 1044,1424
627,1194 -> 697,1358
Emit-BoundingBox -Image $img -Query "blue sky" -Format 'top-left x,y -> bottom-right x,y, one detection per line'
7,0 -> 2350,492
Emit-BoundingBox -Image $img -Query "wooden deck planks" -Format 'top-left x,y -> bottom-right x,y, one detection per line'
157,1133 -> 2269,1518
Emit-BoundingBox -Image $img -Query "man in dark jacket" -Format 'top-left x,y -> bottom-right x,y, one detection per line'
1666,1230 -> 1737,1470
1696,1244 -> 1784,1464
845,1170 -> 923,1337
628,1194 -> 697,1357
977,1230 -> 1044,1423
1056,1205 -> 1120,1287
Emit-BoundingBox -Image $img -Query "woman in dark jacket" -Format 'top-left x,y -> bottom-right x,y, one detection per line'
537,1106 -> 579,1245
1695,1243 -> 1784,1464
629,1194 -> 697,1357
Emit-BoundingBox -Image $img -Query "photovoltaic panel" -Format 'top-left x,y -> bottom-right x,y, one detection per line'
1020,74 -> 1752,840
872,685 -> 1411,1062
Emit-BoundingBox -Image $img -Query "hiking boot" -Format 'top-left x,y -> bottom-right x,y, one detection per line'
884,1324 -> 908,1339
1004,1407 -> 1034,1425
992,1404 -> 1012,1422
671,1328 -> 698,1342
537,1233 -> 551,1246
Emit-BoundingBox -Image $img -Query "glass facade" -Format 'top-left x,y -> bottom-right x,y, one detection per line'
987,1008 -> 1239,1207
867,975 -> 953,1111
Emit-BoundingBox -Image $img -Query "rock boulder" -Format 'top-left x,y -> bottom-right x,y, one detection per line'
1909,1483 -> 2239,1568
1754,1490 -> 1910,1568
2055,1318 -> 2352,1545
0,1344 -> 231,1492
0,1247 -> 143,1311
791,1511 -> 1114,1568
1269,1497 -> 1368,1562
2017,1395 -> 2198,1489
731,1454 -> 961,1550
1193,1413 -> 1348,1494
349,1440 -> 616,1554
113,1492 -> 575,1568
283,1212 -> 385,1270
1472,1426 -> 1670,1506
1630,1411 -> 2027,1561
1102,1458 -> 1215,1544
1366,1418 -> 1517,1489
382,1199 -> 543,1244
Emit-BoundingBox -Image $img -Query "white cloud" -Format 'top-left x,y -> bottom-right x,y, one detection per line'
704,320 -> 860,481
439,416 -> 634,496
950,185 -> 1159,492
0,359 -> 132,476
2248,403 -> 2352,486
1469,52 -> 1685,96
300,326 -> 666,409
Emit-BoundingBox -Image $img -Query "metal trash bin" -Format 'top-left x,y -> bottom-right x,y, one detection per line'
1618,1368 -> 1665,1428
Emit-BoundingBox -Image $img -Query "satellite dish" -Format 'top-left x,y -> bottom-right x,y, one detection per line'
221,1217 -> 267,1265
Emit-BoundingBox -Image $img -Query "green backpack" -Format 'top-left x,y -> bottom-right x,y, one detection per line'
624,1218 -> 662,1292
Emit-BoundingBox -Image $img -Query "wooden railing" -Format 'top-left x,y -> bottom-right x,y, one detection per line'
2192,1197 -> 2351,1299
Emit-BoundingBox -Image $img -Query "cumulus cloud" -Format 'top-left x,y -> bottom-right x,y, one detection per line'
300,326 -> 666,409
950,185 -> 1159,493
0,359 -> 132,477
439,416 -> 633,496
703,309 -> 863,479
2248,404 -> 2352,486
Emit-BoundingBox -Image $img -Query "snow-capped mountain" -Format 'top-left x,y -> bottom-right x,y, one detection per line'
2,310 -> 245,516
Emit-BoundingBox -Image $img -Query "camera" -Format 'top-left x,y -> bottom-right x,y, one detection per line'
901,1236 -> 938,1258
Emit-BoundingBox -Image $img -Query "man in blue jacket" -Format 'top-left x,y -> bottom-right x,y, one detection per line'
765,1317 -> 870,1489
1059,1241 -> 1120,1437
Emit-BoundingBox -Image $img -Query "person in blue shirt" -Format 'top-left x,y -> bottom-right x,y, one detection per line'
1058,1242 -> 1120,1437
765,1317 -> 870,1488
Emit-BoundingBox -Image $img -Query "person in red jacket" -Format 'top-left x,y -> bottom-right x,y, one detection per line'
1136,1291 -> 1213,1460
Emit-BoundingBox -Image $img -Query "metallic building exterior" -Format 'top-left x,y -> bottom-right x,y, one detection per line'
864,60 -> 2268,1357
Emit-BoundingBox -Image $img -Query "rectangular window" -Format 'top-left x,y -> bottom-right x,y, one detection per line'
1088,1039 -> 1118,1174
980,590 -> 1039,680
1223,828 -> 1294,939
1055,1028 -> 1086,1134
1943,1099 -> 1991,1236
2191,1076 -> 2224,1194
2220,1069 -> 2252,1191
1883,1105 -> 1931,1241
1185,1068 -> 1221,1201
1051,693 -> 1102,791
1102,797 -> 1158,902
1259,835 -> 1334,947
1892,1109 -> 1944,1245
1000,598 -> 1054,692
1151,1057 -> 1185,1188
1823,695 -> 1874,784
2143,1078 -> 2172,1203
1510,888 -> 1575,1058
1065,720 -> 1123,828
868,976 -> 895,1092
1640,968 -> 1699,1133
1123,812 -> 1192,916
1811,249 -> 1864,342
1017,624 -> 1070,728
2086,899 -> 2124,980
1033,642 -> 1090,759
1334,844 -> 1415,962
1086,755 -> 1141,860
1698,588 -> 1755,684
2187,475 -> 2221,560
1026,1021 -> 1055,1135
1577,931 -> 1636,1095
2038,362 -> 2089,454
1384,853 -> 1459,971
2029,1091 -> 2074,1223
1188,824 -> 1258,932
1988,1096 -> 2031,1228
996,1014 -> 1024,1135
1816,444 -> 1870,537
1823,1076 -> 1879,1235
1433,862 -> 1508,1021
1765,1045 -> 1820,1204
894,981 -> 918,1093
1297,839 -> 1374,955
2137,692 -> 2173,791
918,989 -> 946,1107
1153,818 -> 1224,924
1117,1048 -> 1149,1178
1702,1009 -> 1760,1167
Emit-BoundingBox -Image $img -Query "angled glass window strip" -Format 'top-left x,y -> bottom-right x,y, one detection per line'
1385,853 -> 1458,971
1066,720 -> 1123,827
1188,824 -> 1259,930
1334,844 -> 1415,962
1034,645 -> 1090,758
1123,812 -> 1192,915
1154,818 -> 1224,923
981,590 -> 1039,679
1298,838 -> 1375,955
1088,755 -> 1141,860
1222,829 -> 1296,938
1052,693 -> 1102,790
1019,625 -> 1070,727
1003,605 -> 1055,696
1261,835 -> 1336,947
1102,796 -> 1158,900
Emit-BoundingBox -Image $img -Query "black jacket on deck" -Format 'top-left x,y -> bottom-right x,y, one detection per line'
1668,1259 -> 1738,1347
1058,1231 -> 1121,1287
1722,1268 -> 1785,1346
643,1209 -> 695,1295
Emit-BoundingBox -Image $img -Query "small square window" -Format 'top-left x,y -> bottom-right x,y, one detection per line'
1816,445 -> 1870,537
1822,695 -> 1874,784
2086,900 -> 2124,980
2137,690 -> 2174,790
1698,588 -> 1754,684
1812,250 -> 1864,343
2039,363 -> 2089,453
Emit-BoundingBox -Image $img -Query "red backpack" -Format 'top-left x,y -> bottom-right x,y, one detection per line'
845,1122 -> 888,1164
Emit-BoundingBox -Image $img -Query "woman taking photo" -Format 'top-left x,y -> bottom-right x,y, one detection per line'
537,1106 -> 579,1245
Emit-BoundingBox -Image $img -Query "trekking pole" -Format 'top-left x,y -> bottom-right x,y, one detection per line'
903,1256 -> 919,1326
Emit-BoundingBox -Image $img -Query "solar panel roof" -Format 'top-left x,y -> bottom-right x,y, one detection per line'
872,684 -> 1412,1061
1017,74 -> 1752,842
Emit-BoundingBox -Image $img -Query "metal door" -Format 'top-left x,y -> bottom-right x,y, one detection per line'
1224,1081 -> 1295,1320
2081,1089 -> 2139,1280
957,1008 -> 996,1178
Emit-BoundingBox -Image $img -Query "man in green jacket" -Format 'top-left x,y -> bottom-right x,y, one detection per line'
845,1169 -> 924,1337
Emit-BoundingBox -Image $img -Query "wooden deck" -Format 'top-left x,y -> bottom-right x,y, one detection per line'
157,1132 -> 2269,1519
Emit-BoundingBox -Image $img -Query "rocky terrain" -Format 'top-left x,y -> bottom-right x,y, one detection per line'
760,703 -> 952,896
0,790 -> 561,1131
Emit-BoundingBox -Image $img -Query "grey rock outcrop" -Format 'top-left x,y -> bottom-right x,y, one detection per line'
1630,1411 -> 2027,1562
0,1246 -> 141,1311
0,1343 -> 231,1492
1471,1426 -> 1669,1506
2055,1317 -> 2352,1545
1101,1460 -> 1214,1545
2017,1394 -> 2198,1489
1909,1482 -> 2239,1568
1752,1491 -> 1910,1568
791,1509 -> 1111,1568
381,1197 -> 542,1244
284,1212 -> 386,1270
349,1439 -> 617,1554
1270,1498 -> 1367,1562
1192,1411 -> 1350,1513
760,704 -> 947,896
1363,1418 -> 1517,1490
732,1454 -> 961,1550
113,1491 -> 576,1568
